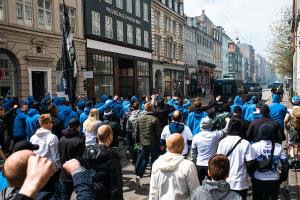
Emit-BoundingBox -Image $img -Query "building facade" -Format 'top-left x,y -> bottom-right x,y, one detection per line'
228,40 -> 242,80
0,0 -> 85,100
292,0 -> 300,94
84,0 -> 152,99
151,0 -> 185,97
238,43 -> 255,82
185,16 -> 215,96
221,31 -> 230,78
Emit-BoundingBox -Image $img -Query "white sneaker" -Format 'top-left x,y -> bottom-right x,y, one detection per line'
135,176 -> 142,188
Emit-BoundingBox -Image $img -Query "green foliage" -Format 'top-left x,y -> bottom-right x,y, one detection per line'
268,7 -> 293,76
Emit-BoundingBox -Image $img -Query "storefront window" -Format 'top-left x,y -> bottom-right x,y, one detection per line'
137,61 -> 149,96
37,0 -> 52,31
90,54 -> 114,99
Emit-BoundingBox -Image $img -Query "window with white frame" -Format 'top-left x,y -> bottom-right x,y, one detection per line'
143,3 -> 148,21
16,0 -> 32,26
126,0 -> 132,13
164,16 -> 171,33
136,28 -> 141,46
59,4 -> 76,33
117,20 -> 124,41
178,24 -> 183,39
135,0 -> 140,17
91,11 -> 100,36
105,0 -> 112,4
154,37 -> 160,55
168,0 -> 172,9
0,0 -> 4,20
172,43 -> 176,59
127,24 -> 133,44
154,10 -> 160,28
37,0 -> 52,30
144,30 -> 149,48
116,0 -> 123,9
179,3 -> 183,16
172,21 -> 176,34
174,0 -> 178,13
105,16 -> 113,39
161,0 -> 166,4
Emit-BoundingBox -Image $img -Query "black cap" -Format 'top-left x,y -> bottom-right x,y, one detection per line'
13,140 -> 39,152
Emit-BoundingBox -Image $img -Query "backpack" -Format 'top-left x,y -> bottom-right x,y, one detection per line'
291,107 -> 300,130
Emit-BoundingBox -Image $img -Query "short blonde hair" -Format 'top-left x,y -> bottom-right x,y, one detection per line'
39,114 -> 52,125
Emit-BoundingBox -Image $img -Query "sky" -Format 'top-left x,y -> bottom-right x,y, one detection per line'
184,0 -> 292,59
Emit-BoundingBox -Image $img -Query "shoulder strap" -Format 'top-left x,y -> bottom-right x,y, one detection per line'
226,138 -> 243,157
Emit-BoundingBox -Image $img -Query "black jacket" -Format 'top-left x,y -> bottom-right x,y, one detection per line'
246,117 -> 286,143
50,114 -> 64,139
81,144 -> 123,200
59,128 -> 85,182
101,114 -> 121,148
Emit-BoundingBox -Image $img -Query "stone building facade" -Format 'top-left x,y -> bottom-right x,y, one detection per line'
151,0 -> 185,97
0,0 -> 86,100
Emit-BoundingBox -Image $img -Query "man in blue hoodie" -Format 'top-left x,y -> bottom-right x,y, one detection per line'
187,100 -> 208,135
58,102 -> 78,129
269,93 -> 288,129
94,95 -> 109,109
230,96 -> 243,113
25,102 -> 41,140
13,104 -> 28,142
160,111 -> 193,156
79,101 -> 93,128
244,96 -> 259,121
242,95 -> 252,119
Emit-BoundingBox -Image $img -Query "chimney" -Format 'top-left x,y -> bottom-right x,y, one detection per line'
202,10 -> 205,15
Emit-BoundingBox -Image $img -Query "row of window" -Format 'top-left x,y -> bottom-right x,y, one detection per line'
186,28 -> 214,50
91,11 -> 149,48
153,36 -> 183,60
105,0 -> 149,21
160,0 -> 184,16
154,12 -> 183,39
0,0 -> 77,33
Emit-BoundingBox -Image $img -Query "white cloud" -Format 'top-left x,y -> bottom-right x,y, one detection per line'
184,0 -> 291,58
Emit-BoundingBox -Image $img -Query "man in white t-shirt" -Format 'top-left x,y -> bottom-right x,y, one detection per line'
217,118 -> 256,200
191,116 -> 230,185
251,123 -> 289,200
160,111 -> 193,156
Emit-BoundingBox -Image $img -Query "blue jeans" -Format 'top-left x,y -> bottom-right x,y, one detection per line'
135,145 -> 160,178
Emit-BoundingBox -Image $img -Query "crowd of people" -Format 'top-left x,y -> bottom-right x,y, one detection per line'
0,90 -> 299,200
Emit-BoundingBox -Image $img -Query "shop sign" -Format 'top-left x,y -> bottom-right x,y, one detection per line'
106,7 -> 141,25
84,71 -> 94,79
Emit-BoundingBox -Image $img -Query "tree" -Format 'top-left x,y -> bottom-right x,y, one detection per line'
268,7 -> 293,76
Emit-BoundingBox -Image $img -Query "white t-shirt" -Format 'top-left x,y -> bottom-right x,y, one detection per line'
161,125 -> 193,155
191,129 -> 225,166
252,140 -> 287,181
217,135 -> 256,190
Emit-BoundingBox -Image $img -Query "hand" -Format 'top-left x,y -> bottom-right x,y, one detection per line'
216,96 -> 221,102
63,159 -> 81,175
19,155 -> 55,198
225,117 -> 230,124
13,104 -> 18,109
151,95 -> 155,100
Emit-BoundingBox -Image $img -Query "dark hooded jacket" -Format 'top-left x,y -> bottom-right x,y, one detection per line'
13,109 -> 27,139
50,113 -> 64,139
153,100 -> 172,128
192,179 -> 242,200
81,144 -> 123,200
100,112 -> 121,148
59,128 -> 85,182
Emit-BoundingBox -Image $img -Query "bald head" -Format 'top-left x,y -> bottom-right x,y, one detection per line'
166,133 -> 184,154
97,125 -> 113,145
3,150 -> 35,188
172,110 -> 182,122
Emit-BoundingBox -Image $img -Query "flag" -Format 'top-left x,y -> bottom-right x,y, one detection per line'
61,0 -> 77,104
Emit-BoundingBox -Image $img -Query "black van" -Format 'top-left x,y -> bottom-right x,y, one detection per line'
212,79 -> 245,111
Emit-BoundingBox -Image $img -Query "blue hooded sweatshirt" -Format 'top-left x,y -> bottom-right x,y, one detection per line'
242,101 -> 252,119
247,112 -> 263,122
183,99 -> 191,109
95,95 -> 109,108
269,94 -> 287,128
230,96 -> 243,112
80,107 -> 91,127
187,111 -> 208,135
58,106 -> 78,128
13,109 -> 27,139
3,98 -> 12,111
111,100 -> 124,119
122,100 -> 131,114
25,108 -> 40,140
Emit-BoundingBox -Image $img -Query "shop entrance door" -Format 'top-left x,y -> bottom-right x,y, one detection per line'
32,71 -> 46,101
119,59 -> 134,97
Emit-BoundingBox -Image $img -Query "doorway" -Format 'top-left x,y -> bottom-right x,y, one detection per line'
32,71 -> 46,101
119,58 -> 134,97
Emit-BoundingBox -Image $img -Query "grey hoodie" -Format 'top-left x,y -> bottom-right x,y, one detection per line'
149,152 -> 199,200
192,179 -> 242,200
